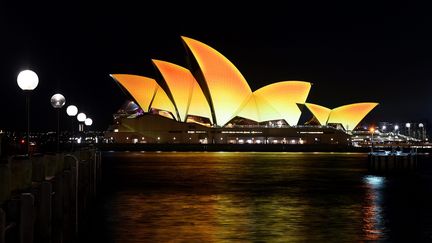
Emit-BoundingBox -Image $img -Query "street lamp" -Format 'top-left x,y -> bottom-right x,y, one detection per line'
419,123 -> 425,141
66,105 -> 78,149
77,113 -> 86,145
17,70 -> 39,156
394,125 -> 399,135
50,93 -> 66,153
84,118 -> 93,144
77,113 -> 86,132
405,123 -> 411,140
369,127 -> 375,153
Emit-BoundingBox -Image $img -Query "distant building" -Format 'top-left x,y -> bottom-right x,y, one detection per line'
105,36 -> 378,144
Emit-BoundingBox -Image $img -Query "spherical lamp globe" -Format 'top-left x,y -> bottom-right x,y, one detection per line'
17,70 -> 39,91
66,105 -> 78,116
77,113 -> 86,122
84,118 -> 93,126
50,93 -> 66,108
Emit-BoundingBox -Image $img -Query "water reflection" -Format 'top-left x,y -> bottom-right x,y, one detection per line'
82,152 -> 432,242
362,175 -> 386,241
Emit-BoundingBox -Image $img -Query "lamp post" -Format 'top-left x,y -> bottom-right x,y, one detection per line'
85,118 -> 93,144
50,94 -> 66,153
405,123 -> 411,141
77,113 -> 86,131
393,124 -> 399,152
77,113 -> 86,144
17,70 -> 39,156
419,123 -> 425,141
369,127 -> 375,153
66,105 -> 78,149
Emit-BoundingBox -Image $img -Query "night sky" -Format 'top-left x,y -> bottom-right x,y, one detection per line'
1,2 -> 432,132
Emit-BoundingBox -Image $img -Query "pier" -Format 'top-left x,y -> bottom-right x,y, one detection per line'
0,147 -> 102,243
367,150 -> 418,174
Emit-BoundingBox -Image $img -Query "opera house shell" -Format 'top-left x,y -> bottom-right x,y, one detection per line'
105,36 -> 378,145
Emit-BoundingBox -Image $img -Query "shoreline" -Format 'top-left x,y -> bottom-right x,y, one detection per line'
97,143 -> 418,153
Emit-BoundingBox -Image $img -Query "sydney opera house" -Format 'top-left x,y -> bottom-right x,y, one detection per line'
105,36 -> 378,145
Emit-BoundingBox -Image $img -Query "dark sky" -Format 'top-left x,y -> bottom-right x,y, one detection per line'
1,2 -> 432,131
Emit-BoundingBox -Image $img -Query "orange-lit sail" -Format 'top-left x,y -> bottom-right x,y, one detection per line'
188,79 -> 214,124
254,81 -> 311,125
235,94 -> 282,122
110,74 -> 158,112
150,87 -> 178,120
111,74 -> 177,120
304,103 -> 331,125
182,36 -> 252,126
152,60 -> 213,123
254,94 -> 283,122
235,95 -> 260,122
327,103 -> 378,130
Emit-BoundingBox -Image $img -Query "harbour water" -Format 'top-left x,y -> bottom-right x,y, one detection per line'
81,152 -> 432,242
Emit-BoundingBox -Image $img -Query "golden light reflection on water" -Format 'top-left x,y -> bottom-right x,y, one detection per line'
99,152 -> 383,242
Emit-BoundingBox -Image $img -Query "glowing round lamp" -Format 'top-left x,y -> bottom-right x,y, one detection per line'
66,105 -> 78,116
77,113 -> 86,122
50,93 -> 66,108
17,70 -> 39,91
405,123 -> 411,128
419,123 -> 424,128
84,118 -> 93,126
